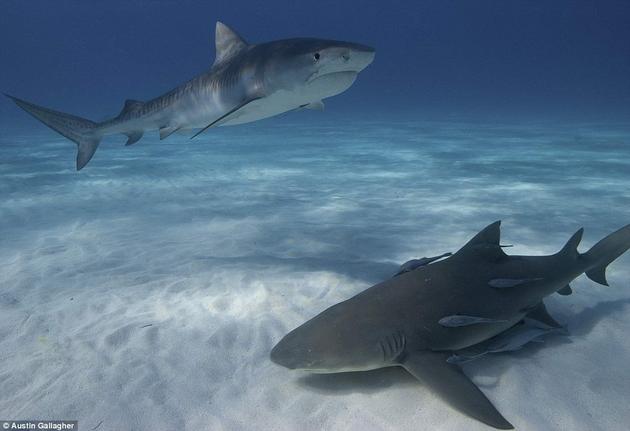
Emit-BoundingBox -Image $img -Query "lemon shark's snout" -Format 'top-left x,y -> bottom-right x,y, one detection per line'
270,302 -> 393,374
270,325 -> 334,371
270,332 -> 304,370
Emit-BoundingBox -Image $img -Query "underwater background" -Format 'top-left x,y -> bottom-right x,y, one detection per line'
1,1 -> 630,430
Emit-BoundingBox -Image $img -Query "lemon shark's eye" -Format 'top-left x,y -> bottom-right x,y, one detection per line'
313,52 -> 320,61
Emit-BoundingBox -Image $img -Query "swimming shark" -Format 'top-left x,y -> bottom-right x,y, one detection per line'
270,221 -> 630,429
6,22 -> 375,170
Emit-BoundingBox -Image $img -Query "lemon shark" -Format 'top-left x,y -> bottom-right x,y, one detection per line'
6,22 -> 374,170
271,221 -> 630,429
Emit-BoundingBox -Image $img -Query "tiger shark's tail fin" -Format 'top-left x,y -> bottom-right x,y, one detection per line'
6,94 -> 101,170
583,224 -> 630,286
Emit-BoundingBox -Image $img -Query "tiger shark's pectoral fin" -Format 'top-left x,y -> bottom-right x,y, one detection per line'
401,351 -> 514,430
190,97 -> 263,139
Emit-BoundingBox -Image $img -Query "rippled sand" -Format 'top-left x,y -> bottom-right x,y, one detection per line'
1,119 -> 629,430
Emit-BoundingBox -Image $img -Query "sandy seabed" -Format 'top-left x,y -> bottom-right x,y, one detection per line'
1,119 -> 629,430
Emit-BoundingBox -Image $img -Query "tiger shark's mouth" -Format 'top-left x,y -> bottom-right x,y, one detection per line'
308,70 -> 359,83
301,71 -> 359,100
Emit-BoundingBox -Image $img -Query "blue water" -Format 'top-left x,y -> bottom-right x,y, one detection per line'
2,1 -> 630,122
2,119 -> 629,248
1,1 -> 630,430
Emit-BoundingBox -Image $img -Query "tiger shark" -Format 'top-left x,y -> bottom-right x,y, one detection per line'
6,22 -> 375,170
271,221 -> 630,429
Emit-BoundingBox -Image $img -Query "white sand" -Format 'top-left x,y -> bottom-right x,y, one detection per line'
1,120 -> 629,430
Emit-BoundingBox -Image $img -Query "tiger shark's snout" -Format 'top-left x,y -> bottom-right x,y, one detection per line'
331,43 -> 375,74
304,42 -> 374,93
345,43 -> 376,72
314,42 -> 375,77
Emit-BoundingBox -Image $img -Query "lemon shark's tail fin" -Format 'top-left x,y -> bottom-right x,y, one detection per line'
583,224 -> 630,286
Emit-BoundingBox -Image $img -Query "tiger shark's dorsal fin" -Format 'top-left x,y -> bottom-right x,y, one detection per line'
213,22 -> 248,67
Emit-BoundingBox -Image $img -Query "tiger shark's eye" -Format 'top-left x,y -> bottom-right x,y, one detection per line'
314,52 -> 320,61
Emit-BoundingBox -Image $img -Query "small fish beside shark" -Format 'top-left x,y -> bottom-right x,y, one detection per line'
271,221 -> 630,429
6,22 -> 374,170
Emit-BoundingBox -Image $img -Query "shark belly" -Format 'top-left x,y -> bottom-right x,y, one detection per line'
220,71 -> 359,126
219,90 -> 307,126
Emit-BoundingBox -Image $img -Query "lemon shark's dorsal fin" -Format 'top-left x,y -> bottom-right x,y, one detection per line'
213,22 -> 248,67
456,221 -> 507,261
464,220 -> 502,248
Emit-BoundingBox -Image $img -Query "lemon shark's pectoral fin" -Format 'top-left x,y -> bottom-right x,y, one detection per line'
401,351 -> 514,430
